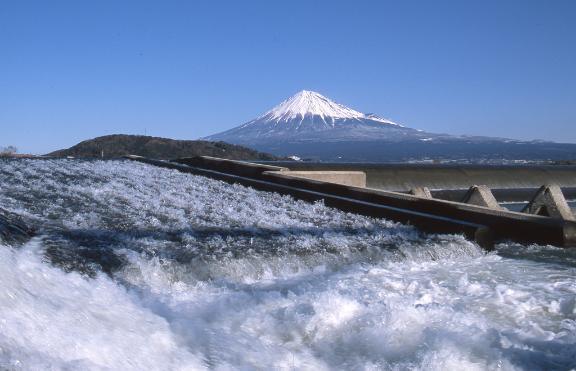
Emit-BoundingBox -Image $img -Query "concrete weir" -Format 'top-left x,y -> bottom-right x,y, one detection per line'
268,162 -> 576,202
522,185 -> 575,221
125,155 -> 576,249
461,185 -> 503,210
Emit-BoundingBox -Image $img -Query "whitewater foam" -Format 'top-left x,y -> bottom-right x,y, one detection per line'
0,159 -> 574,370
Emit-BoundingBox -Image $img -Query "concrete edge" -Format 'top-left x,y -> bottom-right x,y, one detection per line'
124,155 -> 576,248
266,170 -> 367,188
409,187 -> 433,199
124,156 -> 495,249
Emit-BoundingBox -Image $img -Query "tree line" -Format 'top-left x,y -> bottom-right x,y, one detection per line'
0,146 -> 18,156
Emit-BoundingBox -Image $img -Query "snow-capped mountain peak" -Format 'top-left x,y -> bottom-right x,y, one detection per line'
203,89 -> 563,162
206,89 -> 410,144
259,90 -> 400,127
261,90 -> 366,122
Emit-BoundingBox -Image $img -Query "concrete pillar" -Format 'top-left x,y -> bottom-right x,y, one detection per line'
522,185 -> 575,221
409,187 -> 433,199
461,185 -> 502,209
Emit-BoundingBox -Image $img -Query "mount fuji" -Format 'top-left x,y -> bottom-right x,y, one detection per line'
206,90 -> 576,162
207,90 -> 438,143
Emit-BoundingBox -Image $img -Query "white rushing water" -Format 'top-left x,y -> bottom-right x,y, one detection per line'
0,159 -> 574,370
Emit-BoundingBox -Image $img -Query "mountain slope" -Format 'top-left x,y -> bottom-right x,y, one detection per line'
206,90 -> 576,162
48,135 -> 281,160
207,90 -> 437,144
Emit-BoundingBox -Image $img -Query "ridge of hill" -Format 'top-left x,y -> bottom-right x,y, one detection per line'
47,134 -> 281,161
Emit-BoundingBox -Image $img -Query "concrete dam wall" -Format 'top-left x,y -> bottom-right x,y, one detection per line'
125,156 -> 576,248
268,163 -> 576,199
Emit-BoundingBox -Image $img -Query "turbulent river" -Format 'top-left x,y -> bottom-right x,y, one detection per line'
0,159 -> 575,370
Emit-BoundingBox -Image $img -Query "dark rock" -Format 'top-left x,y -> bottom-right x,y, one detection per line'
0,208 -> 33,246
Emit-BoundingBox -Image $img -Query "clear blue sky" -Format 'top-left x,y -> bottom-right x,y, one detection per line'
1,0 -> 575,154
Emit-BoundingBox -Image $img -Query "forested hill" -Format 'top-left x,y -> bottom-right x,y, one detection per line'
47,134 -> 281,160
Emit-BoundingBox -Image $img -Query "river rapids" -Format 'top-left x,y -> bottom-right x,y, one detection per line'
0,159 -> 574,370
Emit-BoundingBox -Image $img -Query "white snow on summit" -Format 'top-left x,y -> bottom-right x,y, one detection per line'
205,89 -> 415,144
260,90 -> 400,126
364,113 -> 401,126
262,90 -> 364,121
